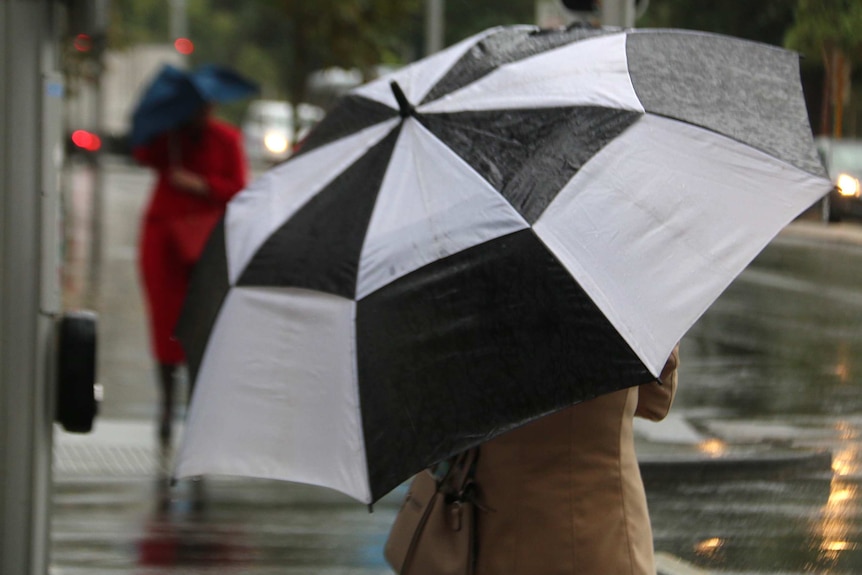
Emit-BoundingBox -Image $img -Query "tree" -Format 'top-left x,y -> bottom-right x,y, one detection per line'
267,0 -> 421,106
637,0 -> 796,47
111,0 -> 422,105
109,0 -> 546,127
445,0 -> 535,47
108,0 -> 169,48
784,0 -> 862,137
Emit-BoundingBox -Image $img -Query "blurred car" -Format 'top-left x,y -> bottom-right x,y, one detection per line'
816,137 -> 862,222
242,100 -> 325,166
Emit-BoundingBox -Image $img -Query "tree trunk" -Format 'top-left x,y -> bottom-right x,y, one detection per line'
820,46 -> 831,136
833,49 -> 845,138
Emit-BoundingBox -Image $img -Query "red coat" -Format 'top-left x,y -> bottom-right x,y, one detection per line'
135,118 -> 247,364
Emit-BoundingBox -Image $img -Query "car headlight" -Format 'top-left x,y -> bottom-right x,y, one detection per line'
836,173 -> 861,197
264,132 -> 289,154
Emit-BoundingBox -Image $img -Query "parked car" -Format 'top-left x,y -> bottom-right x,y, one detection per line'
816,137 -> 862,222
242,100 -> 325,166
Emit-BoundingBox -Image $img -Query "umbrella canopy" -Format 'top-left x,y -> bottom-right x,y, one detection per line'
190,63 -> 260,103
173,25 -> 830,504
130,64 -> 259,147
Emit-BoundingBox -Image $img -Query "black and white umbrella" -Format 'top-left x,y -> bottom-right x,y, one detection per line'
174,25 -> 830,503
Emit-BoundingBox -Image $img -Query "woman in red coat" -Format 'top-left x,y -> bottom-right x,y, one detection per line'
134,104 -> 247,446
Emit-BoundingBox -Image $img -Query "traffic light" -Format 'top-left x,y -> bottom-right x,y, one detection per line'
73,33 -> 93,52
65,0 -> 109,57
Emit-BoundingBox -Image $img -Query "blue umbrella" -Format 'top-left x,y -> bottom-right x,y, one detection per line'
130,64 -> 259,147
191,64 -> 260,103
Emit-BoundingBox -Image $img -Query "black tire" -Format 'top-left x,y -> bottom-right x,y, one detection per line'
56,312 -> 99,433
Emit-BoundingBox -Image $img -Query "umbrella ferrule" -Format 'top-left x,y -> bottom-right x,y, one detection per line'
390,81 -> 415,119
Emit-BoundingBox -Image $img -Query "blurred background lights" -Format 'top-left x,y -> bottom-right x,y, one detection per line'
71,130 -> 101,152
264,132 -> 289,155
695,537 -> 724,558
73,33 -> 92,52
174,38 -> 194,55
697,438 -> 727,457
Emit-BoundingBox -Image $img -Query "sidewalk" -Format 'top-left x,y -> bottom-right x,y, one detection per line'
54,417 -> 726,575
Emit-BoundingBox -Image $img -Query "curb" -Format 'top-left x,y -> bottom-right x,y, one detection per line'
639,450 -> 833,485
57,420 -> 834,483
780,220 -> 862,247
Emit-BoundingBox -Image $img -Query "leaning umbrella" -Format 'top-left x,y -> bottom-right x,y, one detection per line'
129,63 -> 259,147
173,25 -> 830,504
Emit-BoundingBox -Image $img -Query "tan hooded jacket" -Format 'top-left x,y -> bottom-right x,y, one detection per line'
472,346 -> 679,575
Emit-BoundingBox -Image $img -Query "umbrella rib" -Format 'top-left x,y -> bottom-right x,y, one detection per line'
644,111 -> 825,178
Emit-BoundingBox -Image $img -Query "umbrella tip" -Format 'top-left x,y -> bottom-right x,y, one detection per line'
389,81 -> 414,119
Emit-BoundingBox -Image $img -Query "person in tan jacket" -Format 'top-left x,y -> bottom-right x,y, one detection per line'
473,345 -> 680,575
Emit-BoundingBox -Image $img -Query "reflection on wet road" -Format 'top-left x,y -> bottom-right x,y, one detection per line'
53,468 -> 404,574
652,230 -> 862,573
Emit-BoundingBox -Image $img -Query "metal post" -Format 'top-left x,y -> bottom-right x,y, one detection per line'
88,6 -> 109,301
169,0 -> 187,39
0,1 -> 61,573
425,0 -> 444,55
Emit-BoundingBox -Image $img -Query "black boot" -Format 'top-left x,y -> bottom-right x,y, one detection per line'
158,363 -> 179,448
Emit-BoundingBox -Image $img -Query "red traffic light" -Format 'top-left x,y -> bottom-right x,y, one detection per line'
71,130 -> 102,152
174,38 -> 194,55
73,33 -> 92,52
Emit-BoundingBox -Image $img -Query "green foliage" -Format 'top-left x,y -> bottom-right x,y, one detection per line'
109,0 -> 537,107
109,0 -> 168,48
784,0 -> 862,58
271,0 -> 422,94
444,0 -> 534,46
637,0 -> 796,47
110,0 -> 422,107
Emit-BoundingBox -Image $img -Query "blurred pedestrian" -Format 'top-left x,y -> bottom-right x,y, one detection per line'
471,345 -> 680,575
134,102 -> 247,447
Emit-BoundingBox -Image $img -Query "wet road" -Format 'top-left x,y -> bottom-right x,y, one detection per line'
53,158 -> 862,574
650,227 -> 862,574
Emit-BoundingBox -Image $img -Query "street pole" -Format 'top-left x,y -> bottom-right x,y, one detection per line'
600,0 -> 636,27
86,0 -> 109,302
0,1 -> 62,573
169,0 -> 189,67
425,0 -> 444,55
169,0 -> 187,39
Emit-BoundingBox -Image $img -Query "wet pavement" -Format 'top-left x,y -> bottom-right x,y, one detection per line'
53,157 -> 862,574
647,220 -> 862,574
